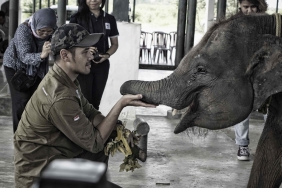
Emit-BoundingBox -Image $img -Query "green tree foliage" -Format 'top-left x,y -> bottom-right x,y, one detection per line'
133,0 -> 244,33
21,0 -> 77,14
226,0 -> 238,17
134,0 -> 178,31
195,0 -> 237,32
21,0 -> 77,21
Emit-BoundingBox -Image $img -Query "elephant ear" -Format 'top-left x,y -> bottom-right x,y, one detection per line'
246,34 -> 282,111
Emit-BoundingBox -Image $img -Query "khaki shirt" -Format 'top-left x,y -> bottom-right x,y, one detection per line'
14,63 -> 103,188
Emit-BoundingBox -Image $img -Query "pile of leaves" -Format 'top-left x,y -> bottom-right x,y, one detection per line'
104,125 -> 143,172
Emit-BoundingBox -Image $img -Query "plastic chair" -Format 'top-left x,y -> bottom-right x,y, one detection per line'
139,31 -> 153,64
169,31 -> 177,64
152,31 -> 171,64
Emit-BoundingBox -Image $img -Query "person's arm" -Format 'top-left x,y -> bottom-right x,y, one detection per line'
93,94 -> 156,143
104,15 -> 119,57
107,37 -> 119,56
95,14 -> 119,63
49,97 -> 105,153
97,37 -> 118,61
49,94 -> 155,153
15,23 -> 50,66
14,24 -> 42,66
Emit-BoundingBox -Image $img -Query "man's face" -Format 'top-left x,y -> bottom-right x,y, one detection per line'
68,47 -> 94,75
86,0 -> 103,10
36,27 -> 54,39
240,0 -> 258,15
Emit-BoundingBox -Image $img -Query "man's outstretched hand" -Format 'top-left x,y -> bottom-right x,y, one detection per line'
120,94 -> 157,108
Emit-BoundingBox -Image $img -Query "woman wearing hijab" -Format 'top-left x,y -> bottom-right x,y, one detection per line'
3,8 -> 57,133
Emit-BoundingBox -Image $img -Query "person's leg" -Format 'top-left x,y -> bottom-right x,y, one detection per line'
106,181 -> 122,188
74,132 -> 117,167
91,61 -> 110,110
234,116 -> 250,160
263,112 -> 268,122
76,149 -> 109,167
235,117 -> 250,146
75,150 -> 122,188
4,66 -> 41,133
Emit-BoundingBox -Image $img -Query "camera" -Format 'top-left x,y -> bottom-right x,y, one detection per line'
93,52 -> 110,62
93,52 -> 102,62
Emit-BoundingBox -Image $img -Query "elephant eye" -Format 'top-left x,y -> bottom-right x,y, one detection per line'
197,66 -> 206,74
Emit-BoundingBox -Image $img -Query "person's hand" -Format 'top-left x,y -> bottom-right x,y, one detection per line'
119,94 -> 157,108
92,53 -> 110,64
41,41 -> 51,59
87,47 -> 98,61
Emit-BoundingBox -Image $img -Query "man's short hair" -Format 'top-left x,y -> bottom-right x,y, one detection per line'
51,23 -> 103,56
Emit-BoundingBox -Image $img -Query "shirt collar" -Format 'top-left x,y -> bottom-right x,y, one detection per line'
52,63 -> 79,89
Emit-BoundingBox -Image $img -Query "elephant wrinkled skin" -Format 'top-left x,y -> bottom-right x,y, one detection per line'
120,14 -> 282,187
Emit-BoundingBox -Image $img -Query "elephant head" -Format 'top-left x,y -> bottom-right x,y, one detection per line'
121,14 -> 282,133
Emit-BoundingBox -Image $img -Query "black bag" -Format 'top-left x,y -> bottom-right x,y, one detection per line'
11,69 -> 37,92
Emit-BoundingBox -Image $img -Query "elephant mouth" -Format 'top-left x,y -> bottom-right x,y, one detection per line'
174,94 -> 199,134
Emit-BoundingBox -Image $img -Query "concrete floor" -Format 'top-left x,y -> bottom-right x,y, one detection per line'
0,69 -> 268,188
107,110 -> 265,188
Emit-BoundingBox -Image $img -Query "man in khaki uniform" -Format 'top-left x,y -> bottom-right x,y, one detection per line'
13,23 -> 155,188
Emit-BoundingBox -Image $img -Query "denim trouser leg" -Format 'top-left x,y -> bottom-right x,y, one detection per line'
234,117 -> 250,146
263,113 -> 267,122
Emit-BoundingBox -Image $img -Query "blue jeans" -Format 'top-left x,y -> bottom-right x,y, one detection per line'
234,117 -> 250,146
234,113 -> 267,146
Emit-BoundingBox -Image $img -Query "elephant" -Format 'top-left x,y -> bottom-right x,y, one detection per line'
120,13 -> 282,188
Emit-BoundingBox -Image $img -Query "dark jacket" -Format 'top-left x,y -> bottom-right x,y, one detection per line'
3,22 -> 48,78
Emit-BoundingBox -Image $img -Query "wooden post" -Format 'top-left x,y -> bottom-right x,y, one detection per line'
57,0 -> 67,26
217,0 -> 227,20
205,0 -> 215,32
185,0 -> 197,53
175,0 -> 187,67
9,0 -> 19,40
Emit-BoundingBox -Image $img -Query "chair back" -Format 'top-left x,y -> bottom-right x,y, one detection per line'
152,31 -> 170,49
169,31 -> 177,48
140,31 -> 153,48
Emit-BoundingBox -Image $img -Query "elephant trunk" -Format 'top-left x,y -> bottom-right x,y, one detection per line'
120,74 -> 182,109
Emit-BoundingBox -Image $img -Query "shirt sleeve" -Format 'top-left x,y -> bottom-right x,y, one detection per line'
49,97 -> 104,153
14,24 -> 42,66
80,91 -> 100,120
108,15 -> 119,38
